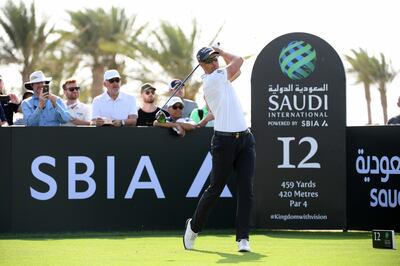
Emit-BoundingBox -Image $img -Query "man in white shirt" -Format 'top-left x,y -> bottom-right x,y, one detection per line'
183,46 -> 255,252
62,78 -> 91,126
92,69 -> 138,127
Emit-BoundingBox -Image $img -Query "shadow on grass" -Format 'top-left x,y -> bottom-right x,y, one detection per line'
192,249 -> 267,264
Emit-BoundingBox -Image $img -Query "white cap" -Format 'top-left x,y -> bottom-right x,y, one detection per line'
104,69 -> 121,81
24,71 -> 52,89
167,97 -> 184,108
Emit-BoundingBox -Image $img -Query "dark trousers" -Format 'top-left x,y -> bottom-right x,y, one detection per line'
191,131 -> 256,241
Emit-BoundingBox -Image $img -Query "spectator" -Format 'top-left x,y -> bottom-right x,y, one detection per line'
154,96 -> 197,137
167,79 -> 198,118
137,83 -> 166,126
62,78 -> 91,126
92,69 -> 137,127
0,103 -> 7,126
190,99 -> 214,127
0,74 -> 20,125
21,71 -> 71,126
13,91 -> 34,125
387,96 -> 400,125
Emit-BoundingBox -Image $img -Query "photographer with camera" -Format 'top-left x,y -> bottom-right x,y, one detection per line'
21,71 -> 71,126
0,74 -> 20,125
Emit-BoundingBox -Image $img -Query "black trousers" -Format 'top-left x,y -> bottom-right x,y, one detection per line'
191,130 -> 256,241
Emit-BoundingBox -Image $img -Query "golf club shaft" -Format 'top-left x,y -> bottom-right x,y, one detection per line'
160,64 -> 200,110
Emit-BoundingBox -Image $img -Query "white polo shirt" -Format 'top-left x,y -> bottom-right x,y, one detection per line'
92,91 -> 138,120
202,68 -> 247,132
63,100 -> 91,126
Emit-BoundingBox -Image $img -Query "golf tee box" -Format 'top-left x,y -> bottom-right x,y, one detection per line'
372,230 -> 396,249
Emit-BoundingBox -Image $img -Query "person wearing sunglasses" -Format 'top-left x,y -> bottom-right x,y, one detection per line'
153,96 -> 197,137
91,69 -> 138,127
167,79 -> 198,118
183,45 -> 255,253
62,78 -> 91,126
22,70 -> 72,126
137,83 -> 166,126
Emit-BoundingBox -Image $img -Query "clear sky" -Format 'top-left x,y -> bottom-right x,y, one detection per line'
1,0 -> 399,126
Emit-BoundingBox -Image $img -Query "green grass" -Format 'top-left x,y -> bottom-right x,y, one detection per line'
0,230 -> 399,265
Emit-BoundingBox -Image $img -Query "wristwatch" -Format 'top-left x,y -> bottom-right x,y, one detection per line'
121,119 -> 125,127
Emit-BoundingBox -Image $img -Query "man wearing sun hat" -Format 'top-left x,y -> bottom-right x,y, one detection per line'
21,70 -> 71,126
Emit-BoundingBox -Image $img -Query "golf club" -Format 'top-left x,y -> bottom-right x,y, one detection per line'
160,64 -> 200,111
156,42 -> 220,122
156,64 -> 200,122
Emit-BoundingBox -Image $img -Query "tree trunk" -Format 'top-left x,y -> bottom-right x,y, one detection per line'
21,67 -> 31,91
378,83 -> 388,124
363,82 -> 372,125
91,64 -> 105,99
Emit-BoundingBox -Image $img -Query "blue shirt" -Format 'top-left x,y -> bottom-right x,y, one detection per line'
22,95 -> 72,126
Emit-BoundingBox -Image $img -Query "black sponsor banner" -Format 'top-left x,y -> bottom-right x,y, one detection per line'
6,127 -> 236,232
251,33 -> 346,228
347,126 -> 400,231
0,128 -> 12,232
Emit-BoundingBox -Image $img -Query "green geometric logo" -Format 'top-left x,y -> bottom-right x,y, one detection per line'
279,41 -> 317,80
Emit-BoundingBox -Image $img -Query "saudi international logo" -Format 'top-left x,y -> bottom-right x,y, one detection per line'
279,41 -> 317,80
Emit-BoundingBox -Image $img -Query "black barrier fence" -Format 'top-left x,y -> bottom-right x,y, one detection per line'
347,126 -> 400,231
1,126 -> 399,233
1,127 -> 237,232
0,128 -> 12,232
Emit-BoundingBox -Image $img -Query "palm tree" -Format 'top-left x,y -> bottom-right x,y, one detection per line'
65,7 -> 146,98
0,0 -> 55,88
370,53 -> 397,124
37,42 -> 82,97
136,20 -> 222,100
345,49 -> 374,124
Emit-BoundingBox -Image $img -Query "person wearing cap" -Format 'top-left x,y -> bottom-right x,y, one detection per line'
0,74 -> 21,125
183,45 -> 255,252
21,70 -> 72,126
62,78 -> 91,126
153,96 -> 197,136
91,69 -> 137,127
167,79 -> 198,118
190,97 -> 214,127
137,83 -> 166,126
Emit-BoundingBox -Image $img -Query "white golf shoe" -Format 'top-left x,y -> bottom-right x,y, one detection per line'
238,239 -> 251,252
183,218 -> 198,250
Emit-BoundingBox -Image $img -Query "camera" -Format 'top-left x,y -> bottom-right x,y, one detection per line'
0,95 -> 10,103
42,84 -> 50,94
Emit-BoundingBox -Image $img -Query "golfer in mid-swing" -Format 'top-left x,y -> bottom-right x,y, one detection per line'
183,45 -> 256,252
